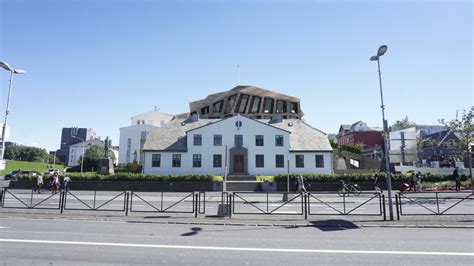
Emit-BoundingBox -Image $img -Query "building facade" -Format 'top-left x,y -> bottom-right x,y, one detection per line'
68,139 -> 120,167
188,85 -> 303,120
143,115 -> 333,176
56,127 -> 96,164
118,107 -> 173,164
337,121 -> 383,148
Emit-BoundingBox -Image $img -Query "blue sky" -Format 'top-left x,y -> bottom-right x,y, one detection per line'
0,0 -> 472,151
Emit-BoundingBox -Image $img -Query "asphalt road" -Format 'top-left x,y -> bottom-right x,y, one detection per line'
0,217 -> 473,265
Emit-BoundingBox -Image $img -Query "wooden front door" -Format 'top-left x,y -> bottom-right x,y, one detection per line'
234,154 -> 244,173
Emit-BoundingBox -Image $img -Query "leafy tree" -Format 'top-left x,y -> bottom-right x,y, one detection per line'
391,116 -> 416,131
82,145 -> 116,172
4,145 -> 49,162
439,107 -> 474,179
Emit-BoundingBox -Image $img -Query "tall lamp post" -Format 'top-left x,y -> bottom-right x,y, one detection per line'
370,45 -> 394,221
71,136 -> 85,174
0,61 -> 26,169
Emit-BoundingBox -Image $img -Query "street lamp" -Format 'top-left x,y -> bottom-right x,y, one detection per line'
71,135 -> 85,173
370,45 -> 395,221
0,61 -> 26,169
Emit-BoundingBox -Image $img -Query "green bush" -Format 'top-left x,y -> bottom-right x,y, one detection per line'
274,173 -> 470,183
16,173 -> 214,182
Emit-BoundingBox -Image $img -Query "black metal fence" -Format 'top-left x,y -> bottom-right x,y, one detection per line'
395,191 -> 474,219
2,188 -> 473,220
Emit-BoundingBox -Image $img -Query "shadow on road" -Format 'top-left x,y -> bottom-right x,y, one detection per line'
182,227 -> 203,236
310,219 -> 360,232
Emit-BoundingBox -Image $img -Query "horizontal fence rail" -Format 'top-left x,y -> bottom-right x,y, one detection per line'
63,191 -> 127,212
307,192 -> 385,219
129,191 -> 196,215
395,191 -> 474,219
1,188 -> 62,210
232,192 -> 304,216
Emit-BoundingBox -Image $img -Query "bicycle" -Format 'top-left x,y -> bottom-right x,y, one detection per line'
338,180 -> 361,197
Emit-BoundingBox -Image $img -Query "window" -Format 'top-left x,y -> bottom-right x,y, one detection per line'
213,134 -> 222,146
236,94 -> 250,113
249,96 -> 261,113
263,98 -> 274,114
255,135 -> 264,146
213,100 -> 224,113
275,135 -> 284,146
276,100 -> 287,114
152,154 -> 161,167
193,154 -> 202,168
193,134 -> 202,146
296,155 -> 304,168
172,154 -> 181,167
315,155 -> 324,168
126,138 -> 131,163
289,102 -> 299,114
224,94 -> 237,114
213,154 -> 222,168
275,155 -> 284,168
256,154 -> 264,168
201,106 -> 209,115
235,135 -> 243,147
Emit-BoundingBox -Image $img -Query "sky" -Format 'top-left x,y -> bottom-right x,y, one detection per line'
0,0 -> 472,152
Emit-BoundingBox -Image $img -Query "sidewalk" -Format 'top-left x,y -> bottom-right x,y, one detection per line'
1,208 -> 473,229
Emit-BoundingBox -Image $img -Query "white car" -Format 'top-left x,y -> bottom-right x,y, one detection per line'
47,169 -> 59,175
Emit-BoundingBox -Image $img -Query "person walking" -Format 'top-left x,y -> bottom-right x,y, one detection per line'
415,172 -> 423,192
408,172 -> 416,192
36,174 -> 44,194
51,172 -> 60,194
372,171 -> 382,193
63,175 -> 71,192
453,167 -> 461,191
297,174 -> 307,193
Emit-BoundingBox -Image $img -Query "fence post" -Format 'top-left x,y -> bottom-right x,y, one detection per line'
30,189 -> 34,208
436,192 -> 440,215
228,193 -> 232,218
383,194 -> 387,221
343,193 -> 346,214
125,191 -> 130,216
394,194 -> 399,220
304,193 -> 308,220
60,191 -> 65,214
194,193 -> 198,218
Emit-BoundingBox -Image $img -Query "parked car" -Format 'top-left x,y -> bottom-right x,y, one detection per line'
47,169 -> 59,175
4,170 -> 38,180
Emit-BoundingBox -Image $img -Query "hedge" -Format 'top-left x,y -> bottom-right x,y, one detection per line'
16,172 -> 470,183
17,173 -> 214,182
274,173 -> 471,183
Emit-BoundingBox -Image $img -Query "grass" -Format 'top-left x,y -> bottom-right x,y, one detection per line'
0,160 -> 66,176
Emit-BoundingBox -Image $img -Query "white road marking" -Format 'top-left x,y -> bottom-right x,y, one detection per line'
0,226 -> 11,229
0,239 -> 472,256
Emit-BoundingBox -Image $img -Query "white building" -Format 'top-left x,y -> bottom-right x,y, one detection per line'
68,139 -> 119,167
118,107 -> 173,164
143,115 -> 333,176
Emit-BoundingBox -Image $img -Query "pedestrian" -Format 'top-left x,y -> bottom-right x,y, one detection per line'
297,174 -> 307,193
51,172 -> 60,194
415,171 -> 423,192
63,175 -> 71,192
408,172 -> 416,192
36,174 -> 44,194
453,167 -> 460,191
372,171 -> 382,193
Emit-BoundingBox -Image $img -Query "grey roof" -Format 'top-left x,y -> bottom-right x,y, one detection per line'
144,118 -> 220,151
261,119 -> 332,151
144,116 -> 332,152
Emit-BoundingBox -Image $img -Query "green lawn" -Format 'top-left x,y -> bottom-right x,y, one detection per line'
0,160 -> 66,175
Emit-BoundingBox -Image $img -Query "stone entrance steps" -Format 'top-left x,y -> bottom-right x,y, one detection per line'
226,175 -> 256,181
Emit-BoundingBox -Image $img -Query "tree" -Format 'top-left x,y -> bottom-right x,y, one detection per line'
439,107 -> 474,181
83,145 -> 116,172
392,116 -> 416,131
